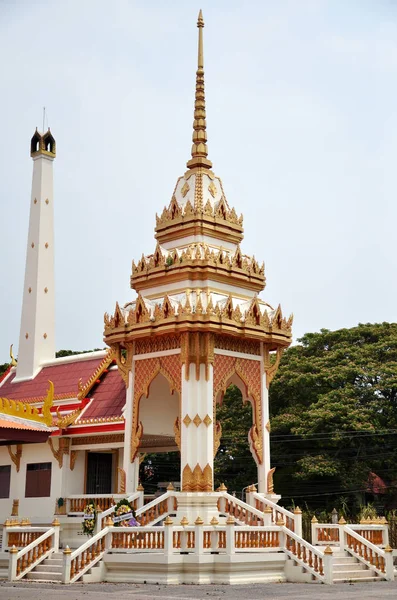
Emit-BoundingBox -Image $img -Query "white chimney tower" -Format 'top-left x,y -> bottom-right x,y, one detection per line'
14,129 -> 56,381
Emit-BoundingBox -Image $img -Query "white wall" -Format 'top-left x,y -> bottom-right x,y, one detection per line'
139,373 -> 179,436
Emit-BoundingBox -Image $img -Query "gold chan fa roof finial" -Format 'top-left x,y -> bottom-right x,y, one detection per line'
186,10 -> 213,171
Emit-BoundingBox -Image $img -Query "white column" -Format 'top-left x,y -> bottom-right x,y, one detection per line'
178,363 -> 218,524
123,367 -> 139,493
16,150 -> 55,381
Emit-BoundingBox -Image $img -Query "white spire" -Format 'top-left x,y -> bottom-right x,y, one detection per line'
14,129 -> 56,381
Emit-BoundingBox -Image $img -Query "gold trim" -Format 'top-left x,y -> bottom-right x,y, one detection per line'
182,463 -> 212,491
193,414 -> 202,427
264,346 -> 285,389
183,414 -> 192,427
174,417 -> 181,451
72,434 -> 124,446
265,420 -> 271,433
203,414 -> 212,427
48,437 -> 70,468
117,467 -> 126,493
70,450 -> 77,471
267,467 -> 276,494
7,445 -> 22,472
213,420 -> 222,458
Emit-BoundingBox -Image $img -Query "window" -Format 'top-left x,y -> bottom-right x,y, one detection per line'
25,463 -> 52,498
0,465 -> 11,498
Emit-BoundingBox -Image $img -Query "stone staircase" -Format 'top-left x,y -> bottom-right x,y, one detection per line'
332,549 -> 380,583
25,551 -> 63,582
23,550 -> 105,583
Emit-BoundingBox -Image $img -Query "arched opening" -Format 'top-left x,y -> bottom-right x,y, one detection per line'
30,132 -> 41,154
42,131 -> 55,154
137,372 -> 181,499
214,381 -> 257,499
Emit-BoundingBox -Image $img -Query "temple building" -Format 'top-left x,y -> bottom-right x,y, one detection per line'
0,11 -> 392,587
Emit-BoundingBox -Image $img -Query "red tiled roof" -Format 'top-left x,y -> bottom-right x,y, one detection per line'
0,358 -> 105,402
80,369 -> 125,420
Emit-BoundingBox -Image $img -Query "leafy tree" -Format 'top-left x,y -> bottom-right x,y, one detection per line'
270,322 -> 397,511
214,385 -> 257,494
0,362 -> 9,377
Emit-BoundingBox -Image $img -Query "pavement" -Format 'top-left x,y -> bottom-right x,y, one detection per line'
1,581 -> 397,600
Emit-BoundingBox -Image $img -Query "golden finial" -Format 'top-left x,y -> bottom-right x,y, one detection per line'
10,344 -> 17,367
186,10 -> 212,171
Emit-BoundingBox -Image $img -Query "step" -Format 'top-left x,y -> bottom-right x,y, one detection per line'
43,558 -> 63,567
331,556 -> 359,564
333,569 -> 376,580
333,563 -> 367,572
33,564 -> 62,574
26,571 -> 62,582
334,576 -> 381,583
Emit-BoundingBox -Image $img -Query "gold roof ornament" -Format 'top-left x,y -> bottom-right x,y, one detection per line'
9,344 -> 17,367
186,10 -> 212,171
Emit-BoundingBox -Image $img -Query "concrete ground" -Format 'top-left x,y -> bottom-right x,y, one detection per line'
0,581 -> 397,600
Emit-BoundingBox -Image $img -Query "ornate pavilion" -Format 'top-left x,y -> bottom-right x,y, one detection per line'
0,10 -> 392,587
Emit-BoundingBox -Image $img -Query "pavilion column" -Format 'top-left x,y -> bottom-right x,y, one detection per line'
177,337 -> 217,522
257,373 -> 271,495
123,365 -> 139,493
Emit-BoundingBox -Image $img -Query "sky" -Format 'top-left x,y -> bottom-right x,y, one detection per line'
0,0 -> 396,362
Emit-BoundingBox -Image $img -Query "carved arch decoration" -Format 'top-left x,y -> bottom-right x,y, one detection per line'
263,346 -> 284,389
131,354 -> 182,462
7,444 -> 22,472
48,437 -> 70,468
213,353 -> 263,464
110,342 -> 134,387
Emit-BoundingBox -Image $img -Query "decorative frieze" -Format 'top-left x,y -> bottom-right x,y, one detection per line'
71,434 -> 124,446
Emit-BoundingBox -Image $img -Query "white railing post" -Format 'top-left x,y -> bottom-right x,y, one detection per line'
8,546 -> 18,581
1,522 -> 9,551
323,546 -> 334,585
164,516 -> 174,555
338,518 -> 346,552
384,545 -> 394,580
52,519 -> 60,552
226,516 -> 235,555
311,516 -> 318,545
263,506 -> 273,526
194,517 -> 204,555
62,546 -> 72,584
293,507 -> 302,538
94,509 -> 103,536
382,519 -> 389,547
210,517 -> 219,551
137,484 -> 144,509
167,494 -> 175,514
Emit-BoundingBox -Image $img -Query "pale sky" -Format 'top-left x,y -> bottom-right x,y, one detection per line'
1,0 -> 396,362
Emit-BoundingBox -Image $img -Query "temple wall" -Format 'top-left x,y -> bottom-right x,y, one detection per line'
0,442 -> 61,523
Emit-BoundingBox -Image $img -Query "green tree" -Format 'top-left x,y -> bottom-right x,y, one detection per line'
214,385 -> 257,495
270,322 -> 397,511
0,362 -> 9,377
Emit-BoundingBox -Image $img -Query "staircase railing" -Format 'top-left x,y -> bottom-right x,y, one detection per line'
342,525 -> 394,580
62,527 -> 108,584
134,491 -> 177,526
219,493 -> 266,525
252,492 -> 297,533
8,526 -> 57,581
97,491 -> 142,531
282,525 -> 333,584
312,521 -> 389,547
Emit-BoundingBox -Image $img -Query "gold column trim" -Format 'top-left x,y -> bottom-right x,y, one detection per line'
182,463 -> 212,492
264,346 -> 285,389
267,467 -> 276,494
203,414 -> 212,427
213,421 -> 222,458
193,414 -> 202,427
183,414 -> 192,427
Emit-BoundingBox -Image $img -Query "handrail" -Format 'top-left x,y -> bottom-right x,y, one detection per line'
99,491 -> 141,528
65,527 -> 109,584
252,492 -> 295,532
221,492 -> 266,525
343,525 -> 392,580
135,491 -> 175,525
9,527 -> 55,581
282,526 -> 329,583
